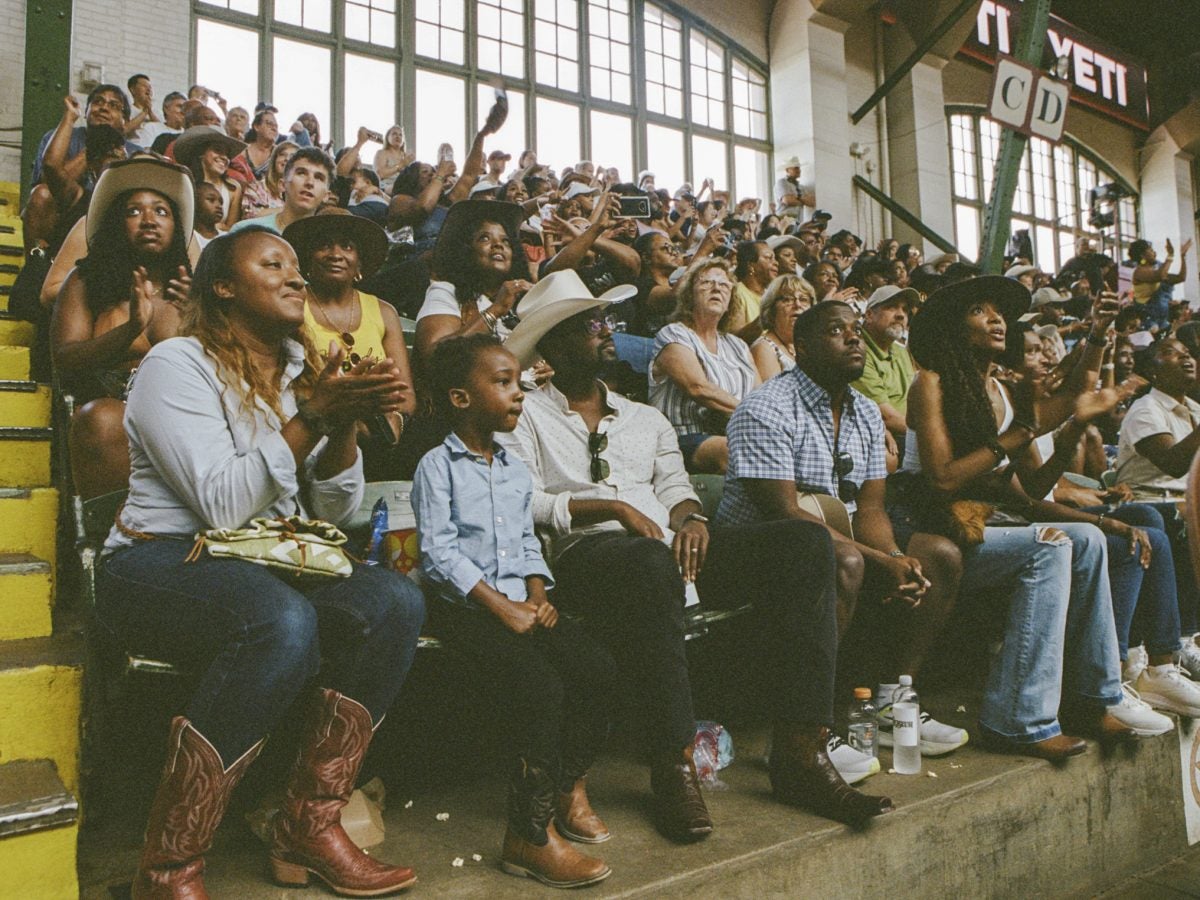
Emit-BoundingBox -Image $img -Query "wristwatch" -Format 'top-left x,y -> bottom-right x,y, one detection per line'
684,512 -> 710,526
295,401 -> 335,436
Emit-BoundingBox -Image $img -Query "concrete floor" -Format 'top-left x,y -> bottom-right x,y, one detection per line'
1104,844 -> 1200,899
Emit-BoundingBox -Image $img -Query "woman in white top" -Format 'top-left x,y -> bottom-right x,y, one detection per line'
97,226 -> 423,898
373,125 -> 413,195
750,273 -> 815,381
415,200 -> 532,367
649,258 -> 760,474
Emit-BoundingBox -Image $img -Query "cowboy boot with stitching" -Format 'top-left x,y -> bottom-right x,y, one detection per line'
501,758 -> 611,888
269,688 -> 416,896
650,744 -> 713,842
554,751 -> 610,844
132,716 -> 264,900
770,723 -> 893,827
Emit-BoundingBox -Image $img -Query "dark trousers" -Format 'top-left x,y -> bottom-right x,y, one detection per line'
429,599 -> 616,781
97,540 -> 426,764
553,519 -> 840,755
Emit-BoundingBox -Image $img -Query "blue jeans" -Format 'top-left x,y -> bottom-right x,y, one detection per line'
960,523 -> 1121,743
1086,504 -> 1181,658
97,540 -> 426,764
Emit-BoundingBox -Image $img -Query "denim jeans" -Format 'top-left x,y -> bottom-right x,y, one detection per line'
97,540 -> 426,764
1085,503 -> 1181,658
960,522 -> 1122,743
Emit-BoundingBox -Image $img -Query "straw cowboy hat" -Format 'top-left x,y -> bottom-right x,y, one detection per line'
503,270 -> 636,366
86,155 -> 195,248
281,207 -> 389,279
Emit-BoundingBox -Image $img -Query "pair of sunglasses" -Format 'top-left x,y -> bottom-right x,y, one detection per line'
584,315 -> 625,335
834,450 -> 858,504
589,432 -> 610,482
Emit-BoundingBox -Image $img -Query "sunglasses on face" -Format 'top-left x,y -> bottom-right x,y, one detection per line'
589,432 -> 610,482
583,315 -> 624,336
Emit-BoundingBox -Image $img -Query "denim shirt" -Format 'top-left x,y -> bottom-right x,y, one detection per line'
413,432 -> 554,606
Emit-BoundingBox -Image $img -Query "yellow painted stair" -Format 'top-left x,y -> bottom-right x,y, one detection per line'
0,192 -> 81,897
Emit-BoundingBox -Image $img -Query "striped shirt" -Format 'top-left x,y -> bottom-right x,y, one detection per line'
649,322 -> 758,437
718,367 -> 887,524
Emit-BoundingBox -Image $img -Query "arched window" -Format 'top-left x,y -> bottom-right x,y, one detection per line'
191,0 -> 772,197
947,106 -> 1138,270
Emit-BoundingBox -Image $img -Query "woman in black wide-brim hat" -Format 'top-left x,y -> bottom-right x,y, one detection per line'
413,199 -> 530,368
898,275 -> 1165,759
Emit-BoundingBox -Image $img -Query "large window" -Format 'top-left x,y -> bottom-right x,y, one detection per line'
948,108 -> 1138,269
193,0 -> 770,194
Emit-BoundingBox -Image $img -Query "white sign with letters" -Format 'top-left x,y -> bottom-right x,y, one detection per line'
987,56 -> 1068,142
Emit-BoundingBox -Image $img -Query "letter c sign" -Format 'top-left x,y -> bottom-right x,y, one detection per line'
988,56 -> 1069,142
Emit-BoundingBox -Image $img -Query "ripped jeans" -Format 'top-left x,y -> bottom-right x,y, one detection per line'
960,522 -> 1122,743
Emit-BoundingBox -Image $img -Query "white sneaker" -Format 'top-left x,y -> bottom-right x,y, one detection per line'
1108,683 -> 1174,737
1174,635 -> 1200,681
876,706 -> 970,757
1125,644 -> 1149,686
1137,664 -> 1200,718
826,733 -> 879,785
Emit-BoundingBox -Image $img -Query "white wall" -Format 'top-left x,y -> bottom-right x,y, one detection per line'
0,0 -> 26,184
70,0 -> 191,105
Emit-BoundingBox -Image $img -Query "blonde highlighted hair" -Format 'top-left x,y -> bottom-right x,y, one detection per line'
671,257 -> 736,333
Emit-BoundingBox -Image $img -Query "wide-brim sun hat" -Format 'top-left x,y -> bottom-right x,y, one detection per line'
503,270 -> 636,367
907,275 -> 1031,370
431,200 -> 526,278
171,125 -> 246,169
281,208 -> 390,279
765,234 -> 805,257
86,155 -> 196,249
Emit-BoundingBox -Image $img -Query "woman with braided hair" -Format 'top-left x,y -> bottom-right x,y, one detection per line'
896,276 -> 1172,760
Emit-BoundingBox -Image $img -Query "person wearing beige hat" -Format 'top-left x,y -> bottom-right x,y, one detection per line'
1004,262 -> 1039,290
775,155 -> 811,219
852,284 -> 919,441
52,156 -> 196,498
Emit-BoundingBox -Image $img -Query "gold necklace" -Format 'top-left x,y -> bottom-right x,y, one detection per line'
308,288 -> 361,349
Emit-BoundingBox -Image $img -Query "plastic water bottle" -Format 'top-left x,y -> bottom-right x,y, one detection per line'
891,675 -> 921,775
847,687 -> 878,758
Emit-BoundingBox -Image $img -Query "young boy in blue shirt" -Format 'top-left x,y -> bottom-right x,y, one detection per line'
412,334 -> 615,889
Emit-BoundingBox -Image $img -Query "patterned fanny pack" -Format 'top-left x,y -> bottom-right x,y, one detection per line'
184,516 -> 355,578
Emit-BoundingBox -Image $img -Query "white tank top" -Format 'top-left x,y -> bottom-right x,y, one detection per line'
902,376 -> 1013,474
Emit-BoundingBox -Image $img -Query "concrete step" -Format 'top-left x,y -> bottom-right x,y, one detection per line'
0,634 -> 83,796
0,381 -> 52,428
0,487 -> 59,571
0,345 -> 29,380
0,759 -> 78,900
0,554 -> 53,641
0,427 -> 53,489
76,705 -> 1194,898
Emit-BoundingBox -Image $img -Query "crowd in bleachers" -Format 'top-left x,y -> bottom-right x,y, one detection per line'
16,73 -> 1200,895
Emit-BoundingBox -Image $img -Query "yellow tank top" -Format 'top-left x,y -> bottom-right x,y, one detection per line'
304,291 -> 388,365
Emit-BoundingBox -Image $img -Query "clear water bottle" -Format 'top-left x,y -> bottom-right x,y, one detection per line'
891,675 -> 922,775
847,687 -> 878,758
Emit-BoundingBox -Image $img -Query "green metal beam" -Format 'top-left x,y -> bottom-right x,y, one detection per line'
850,0 -> 979,126
976,0 -> 1052,273
20,0 -> 74,199
852,175 -> 964,259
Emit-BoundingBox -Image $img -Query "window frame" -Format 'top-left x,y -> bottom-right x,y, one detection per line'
191,0 -> 771,195
946,105 -> 1139,271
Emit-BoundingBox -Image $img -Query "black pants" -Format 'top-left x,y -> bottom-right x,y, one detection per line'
430,599 -> 617,780
552,520 -> 840,755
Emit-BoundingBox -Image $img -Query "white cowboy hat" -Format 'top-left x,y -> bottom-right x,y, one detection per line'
1004,263 -> 1039,279
561,181 -> 599,201
782,156 -> 801,169
86,156 -> 196,248
503,270 -> 635,366
765,234 -> 805,256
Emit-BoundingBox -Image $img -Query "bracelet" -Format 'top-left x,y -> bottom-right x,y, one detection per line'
1085,332 -> 1108,347
889,549 -> 905,558
1095,512 -> 1107,530
1101,363 -> 1115,370
984,438 -> 1006,462
480,310 -> 498,333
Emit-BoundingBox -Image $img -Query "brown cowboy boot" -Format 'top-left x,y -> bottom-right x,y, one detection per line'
649,744 -> 713,842
270,688 -> 416,896
501,758 -> 611,888
132,717 -> 264,900
770,723 -> 893,827
555,775 -> 610,844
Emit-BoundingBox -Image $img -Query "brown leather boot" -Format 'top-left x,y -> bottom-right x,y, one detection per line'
501,758 -> 611,888
649,744 -> 713,842
770,723 -> 893,827
555,776 -> 610,843
270,688 -> 416,896
132,717 -> 263,900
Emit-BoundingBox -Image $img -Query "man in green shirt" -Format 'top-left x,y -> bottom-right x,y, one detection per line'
851,285 -> 918,440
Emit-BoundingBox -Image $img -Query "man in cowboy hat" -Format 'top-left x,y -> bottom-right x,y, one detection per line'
775,156 -> 812,220
498,274 -> 893,842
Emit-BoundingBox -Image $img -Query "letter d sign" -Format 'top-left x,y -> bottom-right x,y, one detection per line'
1030,78 -> 1069,141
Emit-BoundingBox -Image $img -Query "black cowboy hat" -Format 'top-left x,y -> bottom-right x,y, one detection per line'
907,274 -> 1031,370
431,199 -> 526,280
282,208 -> 389,279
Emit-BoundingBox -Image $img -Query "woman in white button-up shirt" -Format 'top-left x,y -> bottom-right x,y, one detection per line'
98,226 -> 424,898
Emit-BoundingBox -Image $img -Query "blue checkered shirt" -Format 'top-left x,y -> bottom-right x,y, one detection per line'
717,368 -> 887,526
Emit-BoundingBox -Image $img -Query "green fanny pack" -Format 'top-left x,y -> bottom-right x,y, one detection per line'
187,515 -> 354,578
